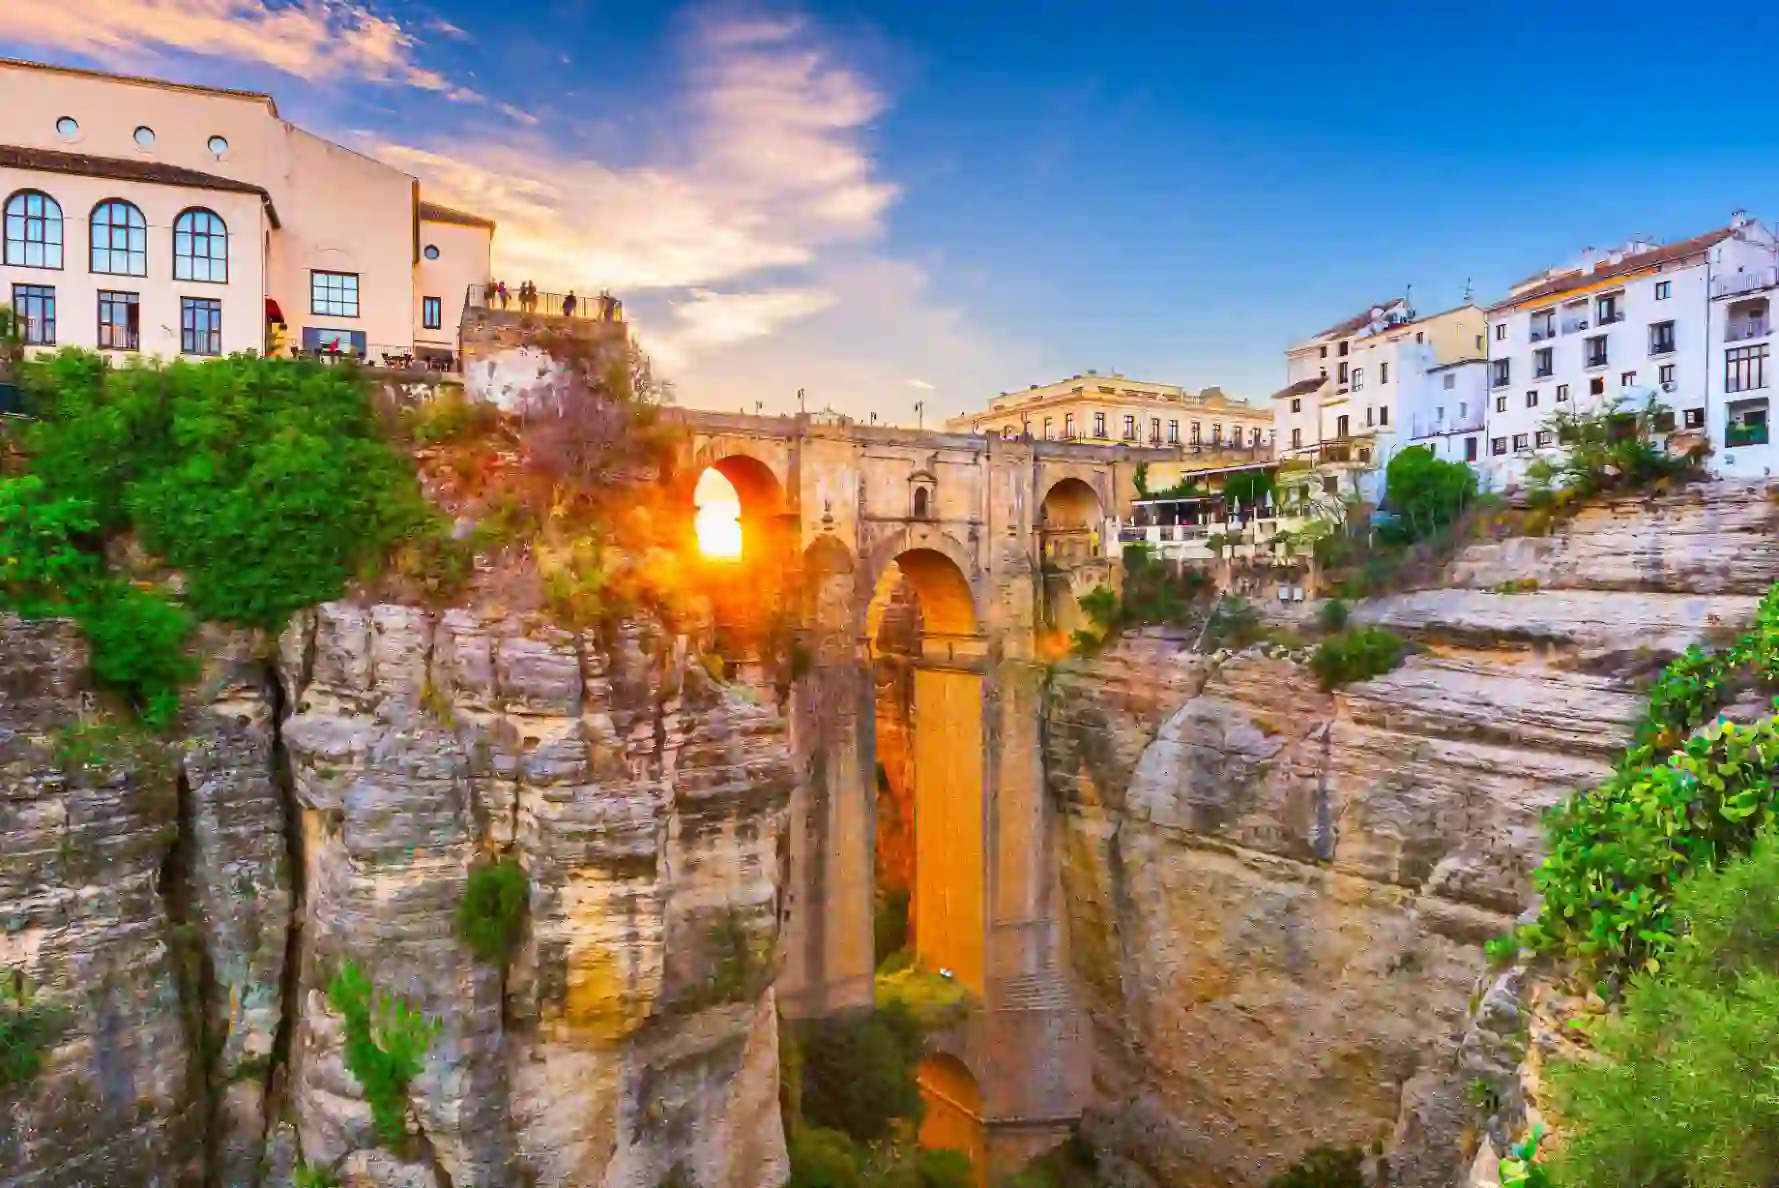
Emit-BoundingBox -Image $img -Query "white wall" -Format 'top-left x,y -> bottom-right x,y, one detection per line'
1402,359 -> 1487,468
416,217 -> 492,349
0,165 -> 266,357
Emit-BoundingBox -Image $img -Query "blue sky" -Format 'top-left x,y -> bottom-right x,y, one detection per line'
5,1 -> 1779,424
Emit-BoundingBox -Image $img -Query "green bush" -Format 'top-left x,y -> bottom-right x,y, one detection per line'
1318,598 -> 1350,634
1266,1145 -> 1365,1188
902,1149 -> 974,1188
788,1127 -> 863,1188
0,975 -> 62,1091
326,961 -> 438,1148
1202,596 -> 1261,651
797,1000 -> 926,1143
454,858 -> 528,964
875,965 -> 974,1031
1380,446 -> 1477,545
1526,394 -> 1693,508
293,1164 -> 341,1188
1310,627 -> 1406,690
1541,839 -> 1779,1187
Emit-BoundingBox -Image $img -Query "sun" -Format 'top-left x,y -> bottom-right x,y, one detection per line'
694,469 -> 744,558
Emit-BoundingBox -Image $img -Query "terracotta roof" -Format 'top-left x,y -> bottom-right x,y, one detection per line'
1491,230 -> 1733,312
419,200 -> 496,230
0,144 -> 280,227
1269,377 -> 1326,402
1314,299 -> 1406,340
0,57 -> 277,114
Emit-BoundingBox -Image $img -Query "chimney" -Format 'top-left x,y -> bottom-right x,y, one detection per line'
1732,209 -> 1751,231
1580,246 -> 1598,275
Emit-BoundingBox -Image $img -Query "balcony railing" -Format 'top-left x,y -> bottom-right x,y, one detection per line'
1714,267 -> 1779,299
1586,352 -> 1609,369
300,340 -> 459,373
1561,318 -> 1590,334
1727,421 -> 1771,447
1649,338 -> 1677,356
1530,325 -> 1556,343
466,283 -> 625,323
1726,321 -> 1770,343
1598,310 -> 1625,325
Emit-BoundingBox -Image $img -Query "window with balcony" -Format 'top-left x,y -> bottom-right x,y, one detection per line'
1064,413 -> 1076,438
1727,344 -> 1769,394
1597,293 -> 1623,325
1562,300 -> 1590,334
97,290 -> 138,350
1534,347 -> 1553,378
1727,297 -> 1769,342
1336,414 -> 1349,437
1727,397 -> 1770,446
1491,437 -> 1507,456
1513,433 -> 1530,452
1122,414 -> 1136,440
1557,383 -> 1570,403
1443,373 -> 1455,390
1380,362 -> 1389,384
1495,394 -> 1507,413
12,284 -> 54,344
1649,321 -> 1676,355
1526,390 -> 1539,408
1684,407 -> 1705,429
1590,376 -> 1605,396
1465,437 -> 1479,462
1656,280 -> 1671,301
1530,309 -> 1556,342
1093,411 -> 1106,438
1352,367 -> 1365,391
1167,419 -> 1178,442
1491,359 -> 1510,388
1659,364 -> 1676,387
1585,336 -> 1609,368
1291,427 -> 1303,449
1043,417 -> 1053,439
1191,421 -> 1201,443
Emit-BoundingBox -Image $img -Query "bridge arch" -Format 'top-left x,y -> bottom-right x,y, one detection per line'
861,529 -> 984,643
917,1052 -> 986,1174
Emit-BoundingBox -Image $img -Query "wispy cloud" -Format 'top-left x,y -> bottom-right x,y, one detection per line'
0,0 -> 483,99
906,378 -> 935,390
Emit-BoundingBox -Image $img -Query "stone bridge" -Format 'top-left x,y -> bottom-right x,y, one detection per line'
669,409 -> 1175,1171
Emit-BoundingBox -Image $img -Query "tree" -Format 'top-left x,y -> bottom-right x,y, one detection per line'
1382,445 -> 1476,543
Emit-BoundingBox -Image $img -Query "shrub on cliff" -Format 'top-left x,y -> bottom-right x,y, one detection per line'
797,1000 -> 926,1143
1542,837 -> 1779,1187
454,858 -> 528,964
1379,446 -> 1476,545
1310,627 -> 1406,690
788,1128 -> 863,1188
0,975 -> 63,1091
326,961 -> 438,1148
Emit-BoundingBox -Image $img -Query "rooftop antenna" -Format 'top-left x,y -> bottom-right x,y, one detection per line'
797,387 -> 806,413
1463,277 -> 1474,304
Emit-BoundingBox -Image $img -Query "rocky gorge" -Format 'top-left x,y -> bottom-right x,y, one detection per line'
2,479 -> 1776,1188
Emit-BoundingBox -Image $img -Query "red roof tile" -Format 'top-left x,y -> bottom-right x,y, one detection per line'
1490,230 -> 1732,312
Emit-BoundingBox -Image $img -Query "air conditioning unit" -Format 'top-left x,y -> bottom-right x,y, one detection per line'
1662,381 -> 1677,392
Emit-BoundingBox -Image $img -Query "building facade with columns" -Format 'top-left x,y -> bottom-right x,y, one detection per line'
945,371 -> 1272,456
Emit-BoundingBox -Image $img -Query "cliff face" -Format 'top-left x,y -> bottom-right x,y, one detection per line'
1044,481 -> 1779,1188
0,601 -> 792,1188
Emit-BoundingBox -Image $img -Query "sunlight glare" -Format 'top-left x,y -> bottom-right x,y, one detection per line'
695,469 -> 744,559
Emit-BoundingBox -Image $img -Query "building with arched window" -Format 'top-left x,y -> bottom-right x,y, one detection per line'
0,57 -> 496,366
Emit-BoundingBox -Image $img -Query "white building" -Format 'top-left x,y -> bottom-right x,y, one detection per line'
1484,213 -> 1779,488
1400,358 -> 1488,468
0,58 -> 495,367
1274,298 -> 1486,503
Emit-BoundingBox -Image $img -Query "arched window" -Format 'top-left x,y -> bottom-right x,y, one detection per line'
4,190 -> 63,269
90,200 -> 146,275
173,208 -> 227,282
913,487 -> 931,519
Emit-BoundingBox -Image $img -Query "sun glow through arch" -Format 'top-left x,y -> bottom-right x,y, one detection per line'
694,468 -> 744,558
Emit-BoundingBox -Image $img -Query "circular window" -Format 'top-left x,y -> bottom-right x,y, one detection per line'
423,244 -> 440,260
134,125 -> 156,148
207,135 -> 229,156
55,116 -> 78,140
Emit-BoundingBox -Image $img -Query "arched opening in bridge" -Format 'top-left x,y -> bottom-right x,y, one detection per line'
693,455 -> 789,682
866,547 -> 985,997
1038,477 -> 1106,641
916,1054 -> 986,1183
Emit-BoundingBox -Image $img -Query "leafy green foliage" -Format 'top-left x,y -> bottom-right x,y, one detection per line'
997,1133 -> 1104,1188
293,1164 -> 341,1188
1310,627 -> 1407,690
1526,394 -> 1694,509
0,975 -> 62,1091
1265,1145 -> 1365,1188
1072,545 -> 1211,652
1202,596 -> 1262,651
1541,840 -> 1779,1187
1318,598 -> 1350,634
1380,446 -> 1477,545
789,1128 -> 864,1188
797,1001 -> 927,1144
326,961 -> 438,1148
875,965 -> 975,1031
875,886 -> 911,969
1222,468 -> 1275,510
1526,583 -> 1779,983
1497,1128 -> 1552,1188
454,858 -> 528,964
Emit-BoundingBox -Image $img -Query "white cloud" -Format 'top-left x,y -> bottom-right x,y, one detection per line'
666,288 -> 837,351
906,378 -> 935,390
0,0 -> 482,99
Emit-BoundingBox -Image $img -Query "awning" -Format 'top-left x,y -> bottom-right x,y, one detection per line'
265,298 -> 285,325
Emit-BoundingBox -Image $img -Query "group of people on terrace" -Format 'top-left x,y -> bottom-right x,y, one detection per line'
484,279 -> 622,322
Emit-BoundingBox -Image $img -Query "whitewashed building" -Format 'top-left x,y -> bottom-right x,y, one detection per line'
0,57 -> 495,366
1484,213 -> 1779,488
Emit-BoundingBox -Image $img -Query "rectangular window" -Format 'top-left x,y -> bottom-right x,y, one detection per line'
1464,437 -> 1479,462
1191,421 -> 1201,443
1211,423 -> 1223,444
12,284 -> 53,345
1491,359 -> 1510,388
1460,401 -> 1469,417
1443,373 -> 1455,390
1291,397 -> 1302,412
1586,335 -> 1609,368
1291,427 -> 1303,449
1597,293 -> 1622,324
1536,429 -> 1554,448
1353,367 -> 1365,391
181,297 -> 222,356
1122,414 -> 1136,440
1530,309 -> 1556,340
1656,280 -> 1671,300
1366,406 -> 1374,427
1659,363 -> 1675,386
1621,371 -> 1637,388
1336,414 -> 1350,437
1495,394 -> 1507,412
1149,417 -> 1160,441
1727,344 -> 1769,394
1557,383 -> 1570,403
1379,362 -> 1389,384
1320,345 -> 1328,359
1167,419 -> 1179,443
1044,417 -> 1053,439
1526,390 -> 1539,408
97,290 -> 139,351
423,295 -> 442,330
1064,413 -> 1076,438
1495,323 -> 1507,341
1534,347 -> 1553,378
1338,361 -> 1349,384
1590,376 -> 1605,396
1092,411 -> 1106,438
1491,437 -> 1507,456
310,270 -> 360,317
1684,407 -> 1705,429
1338,341 -> 1348,356
1513,433 -> 1530,452
1650,321 -> 1676,355
1379,405 -> 1389,426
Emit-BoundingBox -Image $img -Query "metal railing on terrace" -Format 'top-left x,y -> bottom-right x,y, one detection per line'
299,340 -> 460,374
466,283 -> 625,323
1726,321 -> 1770,343
1714,268 -> 1779,300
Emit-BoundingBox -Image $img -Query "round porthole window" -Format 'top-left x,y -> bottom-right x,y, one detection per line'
55,116 -> 78,140
207,135 -> 229,156
423,244 -> 440,260
134,125 -> 156,148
